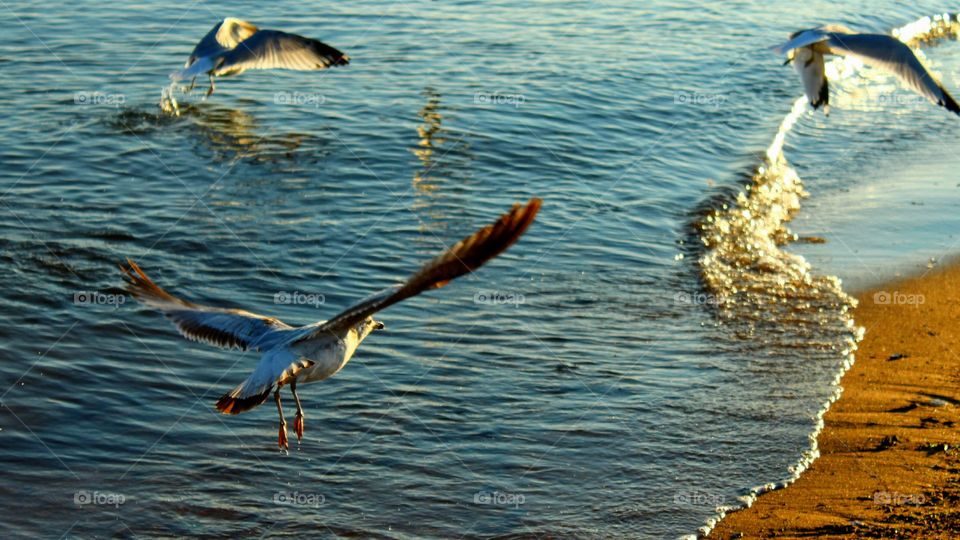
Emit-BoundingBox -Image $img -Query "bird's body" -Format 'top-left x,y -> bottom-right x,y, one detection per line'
121,199 -> 542,449
170,17 -> 349,97
775,25 -> 960,115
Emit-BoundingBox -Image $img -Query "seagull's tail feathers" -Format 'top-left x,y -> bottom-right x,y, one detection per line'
216,348 -> 313,415
815,77 -> 830,115
216,385 -> 273,415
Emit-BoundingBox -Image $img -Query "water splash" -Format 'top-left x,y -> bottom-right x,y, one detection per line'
694,12 -> 959,539
159,82 -> 181,116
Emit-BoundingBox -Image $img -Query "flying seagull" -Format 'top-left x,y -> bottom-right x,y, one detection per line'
170,17 -> 349,96
120,199 -> 541,449
774,25 -> 959,116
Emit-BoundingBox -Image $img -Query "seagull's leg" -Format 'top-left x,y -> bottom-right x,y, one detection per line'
206,75 -> 215,97
275,387 -> 288,450
188,76 -> 196,92
291,380 -> 305,442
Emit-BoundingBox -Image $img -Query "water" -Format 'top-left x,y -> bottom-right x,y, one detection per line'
0,1 -> 958,538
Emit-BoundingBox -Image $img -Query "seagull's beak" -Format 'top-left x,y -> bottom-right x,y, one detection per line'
375,321 -> 386,331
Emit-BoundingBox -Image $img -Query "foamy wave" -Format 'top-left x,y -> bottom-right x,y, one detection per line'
695,12 -> 958,539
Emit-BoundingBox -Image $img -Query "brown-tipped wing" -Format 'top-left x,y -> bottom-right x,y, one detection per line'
213,30 -> 349,76
120,260 -> 292,351
187,18 -> 260,67
294,198 -> 541,343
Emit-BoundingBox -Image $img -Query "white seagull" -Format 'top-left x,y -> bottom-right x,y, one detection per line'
170,17 -> 349,97
121,199 -> 541,449
774,25 -> 960,116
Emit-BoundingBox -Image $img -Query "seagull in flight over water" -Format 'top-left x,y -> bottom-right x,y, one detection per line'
170,17 -> 349,97
121,199 -> 541,449
774,25 -> 960,116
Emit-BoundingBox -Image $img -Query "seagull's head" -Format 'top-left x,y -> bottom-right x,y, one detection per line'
357,316 -> 386,340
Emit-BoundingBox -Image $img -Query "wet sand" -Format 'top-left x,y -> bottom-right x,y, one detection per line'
711,262 -> 960,539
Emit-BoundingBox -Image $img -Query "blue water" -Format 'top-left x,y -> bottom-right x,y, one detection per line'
0,1 -> 958,538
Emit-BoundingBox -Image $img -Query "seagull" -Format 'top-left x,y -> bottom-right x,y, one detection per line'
120,199 -> 541,449
170,17 -> 349,97
774,25 -> 960,116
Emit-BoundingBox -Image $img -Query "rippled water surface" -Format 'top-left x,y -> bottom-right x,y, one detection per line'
1,1 -> 958,538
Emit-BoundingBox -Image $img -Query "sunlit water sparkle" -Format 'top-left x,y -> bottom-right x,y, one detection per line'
0,2 -> 957,538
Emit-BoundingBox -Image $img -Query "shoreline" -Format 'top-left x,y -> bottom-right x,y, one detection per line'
709,262 -> 960,538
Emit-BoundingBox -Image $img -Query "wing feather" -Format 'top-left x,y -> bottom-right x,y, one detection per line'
120,260 -> 292,351
213,29 -> 349,75
186,18 -> 259,67
826,33 -> 960,114
773,29 -> 831,56
295,198 -> 542,343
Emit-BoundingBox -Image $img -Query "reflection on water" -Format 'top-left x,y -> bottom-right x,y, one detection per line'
185,104 -> 333,164
410,88 -> 476,234
413,87 -> 447,192
110,102 -> 333,165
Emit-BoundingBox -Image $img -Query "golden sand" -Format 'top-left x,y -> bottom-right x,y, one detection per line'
710,263 -> 960,539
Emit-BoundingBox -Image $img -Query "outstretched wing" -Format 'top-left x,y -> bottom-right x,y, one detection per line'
826,33 -> 960,114
295,198 -> 542,343
187,17 -> 259,67
120,260 -> 292,351
215,347 -> 315,414
213,29 -> 349,76
772,28 -> 830,56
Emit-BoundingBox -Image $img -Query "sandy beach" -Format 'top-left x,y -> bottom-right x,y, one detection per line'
711,262 -> 960,538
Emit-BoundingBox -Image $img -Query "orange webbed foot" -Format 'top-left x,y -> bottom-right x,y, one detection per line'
294,413 -> 304,441
278,422 -> 288,450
